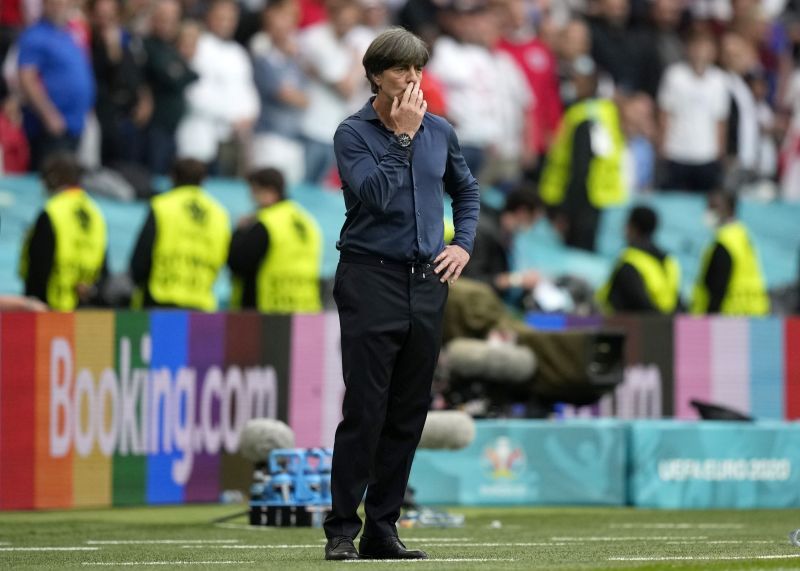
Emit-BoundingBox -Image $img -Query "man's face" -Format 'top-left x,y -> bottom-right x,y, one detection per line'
251,185 -> 279,208
44,0 -> 70,26
207,2 -> 239,40
688,37 -> 716,69
152,0 -> 181,41
512,209 -> 538,233
373,64 -> 423,101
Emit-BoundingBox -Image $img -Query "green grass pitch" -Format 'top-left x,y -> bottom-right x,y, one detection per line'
2,505 -> 800,570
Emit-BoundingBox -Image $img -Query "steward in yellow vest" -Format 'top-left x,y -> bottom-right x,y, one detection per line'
19,153 -> 108,311
691,192 -> 769,315
540,56 -> 626,252
228,168 -> 322,313
130,159 -> 231,311
597,205 -> 681,313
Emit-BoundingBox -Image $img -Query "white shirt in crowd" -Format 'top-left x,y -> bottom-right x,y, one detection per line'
428,36 -> 503,149
177,33 -> 260,162
297,22 -> 365,145
489,50 -> 533,161
658,62 -> 730,165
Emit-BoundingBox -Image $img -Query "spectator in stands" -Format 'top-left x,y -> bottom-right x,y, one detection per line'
540,56 -> 627,252
691,190 -> 770,315
720,32 -> 760,189
589,0 -> 659,96
427,0 -> 501,177
17,0 -> 95,169
141,0 -> 198,175
620,93 -> 656,193
0,94 -> 30,172
250,0 -> 309,185
644,0 -> 686,86
472,1 -> 533,189
780,62 -> 800,200
130,158 -> 231,311
746,68 -> 778,188
495,0 -> 561,177
90,0 -> 151,166
19,152 -> 109,310
297,0 -> 365,184
228,167 -> 322,313
461,188 -> 543,304
657,29 -> 729,192
596,205 -> 681,314
176,0 -> 259,175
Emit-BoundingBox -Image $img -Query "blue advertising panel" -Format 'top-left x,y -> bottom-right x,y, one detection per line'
629,421 -> 800,508
409,420 -> 627,505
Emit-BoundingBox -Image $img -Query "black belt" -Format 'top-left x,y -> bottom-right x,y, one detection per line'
339,252 -> 434,274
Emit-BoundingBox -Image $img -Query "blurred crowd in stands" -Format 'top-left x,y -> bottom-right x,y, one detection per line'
1,0 -> 800,199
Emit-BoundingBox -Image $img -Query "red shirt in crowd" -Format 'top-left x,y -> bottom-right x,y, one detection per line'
0,112 -> 30,173
497,37 -> 562,155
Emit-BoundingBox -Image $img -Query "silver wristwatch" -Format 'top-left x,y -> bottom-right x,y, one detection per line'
395,133 -> 412,148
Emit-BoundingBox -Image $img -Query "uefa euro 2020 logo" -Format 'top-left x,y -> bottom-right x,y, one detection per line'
482,436 -> 526,480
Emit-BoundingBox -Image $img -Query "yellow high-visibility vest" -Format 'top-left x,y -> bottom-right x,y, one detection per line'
255,200 -> 322,313
145,185 -> 230,311
19,189 -> 107,311
540,98 -> 627,208
597,246 -> 680,314
691,221 -> 769,315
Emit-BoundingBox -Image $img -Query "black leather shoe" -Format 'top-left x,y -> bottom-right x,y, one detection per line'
358,536 -> 428,560
325,536 -> 359,560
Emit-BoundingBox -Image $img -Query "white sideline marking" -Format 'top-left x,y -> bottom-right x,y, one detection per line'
552,536 -> 707,541
610,555 -> 800,562
611,523 -> 745,529
88,540 -> 240,545
397,538 -> 474,542
82,561 -> 255,566
184,542 -> 562,549
0,547 -> 99,552
183,545 -> 321,549
420,542 -> 565,547
344,559 -> 517,563
666,540 -> 780,545
213,523 -> 277,532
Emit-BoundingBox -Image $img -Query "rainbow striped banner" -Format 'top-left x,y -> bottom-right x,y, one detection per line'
0,311 -> 341,510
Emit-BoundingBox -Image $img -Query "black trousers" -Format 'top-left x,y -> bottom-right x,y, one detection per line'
324,256 -> 448,540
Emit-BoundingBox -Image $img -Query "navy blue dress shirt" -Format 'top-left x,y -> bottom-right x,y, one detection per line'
333,98 -> 480,262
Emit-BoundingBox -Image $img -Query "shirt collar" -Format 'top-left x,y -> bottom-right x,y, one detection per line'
354,96 -> 425,133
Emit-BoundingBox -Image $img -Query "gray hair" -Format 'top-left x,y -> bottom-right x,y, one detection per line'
362,27 -> 429,94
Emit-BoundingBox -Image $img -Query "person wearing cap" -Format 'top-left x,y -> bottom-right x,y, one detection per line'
596,205 -> 681,314
324,27 -> 479,561
540,55 -> 627,252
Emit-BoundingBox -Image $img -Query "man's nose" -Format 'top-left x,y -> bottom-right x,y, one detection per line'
406,68 -> 421,83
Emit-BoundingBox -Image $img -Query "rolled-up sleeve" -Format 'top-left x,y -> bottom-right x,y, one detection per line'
333,123 -> 411,216
443,125 -> 480,254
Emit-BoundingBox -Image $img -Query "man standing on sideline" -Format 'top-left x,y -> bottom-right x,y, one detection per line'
324,28 -> 480,561
130,158 -> 231,310
227,167 -> 322,312
596,205 -> 681,314
691,191 -> 769,316
19,152 -> 108,310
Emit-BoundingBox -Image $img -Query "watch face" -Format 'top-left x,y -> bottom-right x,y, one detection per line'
397,133 -> 412,147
